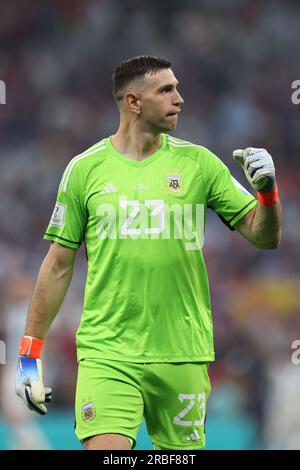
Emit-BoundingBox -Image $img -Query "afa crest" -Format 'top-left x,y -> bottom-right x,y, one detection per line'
81,402 -> 96,422
166,175 -> 182,193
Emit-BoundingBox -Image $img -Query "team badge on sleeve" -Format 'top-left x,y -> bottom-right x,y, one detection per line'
50,202 -> 66,228
81,402 -> 96,422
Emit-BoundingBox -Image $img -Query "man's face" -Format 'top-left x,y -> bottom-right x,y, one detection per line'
137,68 -> 184,132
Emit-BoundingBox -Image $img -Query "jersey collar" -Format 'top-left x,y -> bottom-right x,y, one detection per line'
105,133 -> 167,167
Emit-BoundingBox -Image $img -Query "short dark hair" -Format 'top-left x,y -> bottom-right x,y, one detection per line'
112,55 -> 171,101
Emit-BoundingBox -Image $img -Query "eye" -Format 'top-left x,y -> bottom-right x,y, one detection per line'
161,86 -> 173,93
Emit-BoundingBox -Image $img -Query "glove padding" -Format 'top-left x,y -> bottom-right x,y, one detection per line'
16,356 -> 52,415
233,147 -> 276,192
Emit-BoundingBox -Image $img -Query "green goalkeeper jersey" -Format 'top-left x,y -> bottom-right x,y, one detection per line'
44,134 -> 256,363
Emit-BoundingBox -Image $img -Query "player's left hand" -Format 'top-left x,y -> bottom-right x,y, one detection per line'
233,147 -> 276,192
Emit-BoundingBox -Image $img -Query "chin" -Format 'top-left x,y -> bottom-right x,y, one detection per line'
160,122 -> 178,132
167,117 -> 178,131
153,117 -> 178,133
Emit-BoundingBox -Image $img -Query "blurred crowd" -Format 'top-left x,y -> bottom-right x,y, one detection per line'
1,0 -> 300,449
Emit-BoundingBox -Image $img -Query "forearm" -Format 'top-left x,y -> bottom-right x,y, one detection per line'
25,252 -> 74,338
249,199 -> 282,249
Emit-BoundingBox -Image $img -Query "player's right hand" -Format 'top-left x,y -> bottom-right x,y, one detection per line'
15,336 -> 52,415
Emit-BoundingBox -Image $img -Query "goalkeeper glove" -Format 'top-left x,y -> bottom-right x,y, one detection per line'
233,147 -> 276,192
15,336 -> 52,415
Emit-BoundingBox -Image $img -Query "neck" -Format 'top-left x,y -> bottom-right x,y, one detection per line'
111,119 -> 162,161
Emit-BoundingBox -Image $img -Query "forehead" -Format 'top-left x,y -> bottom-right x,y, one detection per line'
144,68 -> 178,89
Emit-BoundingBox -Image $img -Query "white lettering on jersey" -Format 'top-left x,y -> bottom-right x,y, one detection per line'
95,198 -> 205,250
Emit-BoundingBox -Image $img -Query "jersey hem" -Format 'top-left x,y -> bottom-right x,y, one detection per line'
229,198 -> 257,228
152,437 -> 205,450
77,351 -> 215,363
75,427 -> 137,447
44,234 -> 81,249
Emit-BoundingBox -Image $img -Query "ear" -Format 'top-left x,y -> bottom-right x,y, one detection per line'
124,92 -> 141,114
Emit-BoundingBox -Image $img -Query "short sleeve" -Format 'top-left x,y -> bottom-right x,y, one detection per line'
204,149 -> 257,230
44,160 -> 87,249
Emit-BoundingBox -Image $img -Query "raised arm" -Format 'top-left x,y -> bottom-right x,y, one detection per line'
233,200 -> 282,249
232,147 -> 282,249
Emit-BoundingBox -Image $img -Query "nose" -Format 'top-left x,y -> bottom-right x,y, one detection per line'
174,89 -> 184,105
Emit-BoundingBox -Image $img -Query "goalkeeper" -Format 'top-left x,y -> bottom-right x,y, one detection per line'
15,55 -> 282,450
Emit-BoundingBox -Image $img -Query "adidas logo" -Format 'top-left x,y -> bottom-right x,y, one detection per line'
99,182 -> 117,194
186,429 -> 201,441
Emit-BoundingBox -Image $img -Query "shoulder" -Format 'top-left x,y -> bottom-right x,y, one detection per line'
165,134 -> 222,167
59,138 -> 108,192
66,138 -> 108,171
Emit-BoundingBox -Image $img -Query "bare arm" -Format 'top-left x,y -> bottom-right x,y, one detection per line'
233,199 -> 282,249
25,242 -> 77,338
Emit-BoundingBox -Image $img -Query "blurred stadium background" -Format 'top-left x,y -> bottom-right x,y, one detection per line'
1,0 -> 300,450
